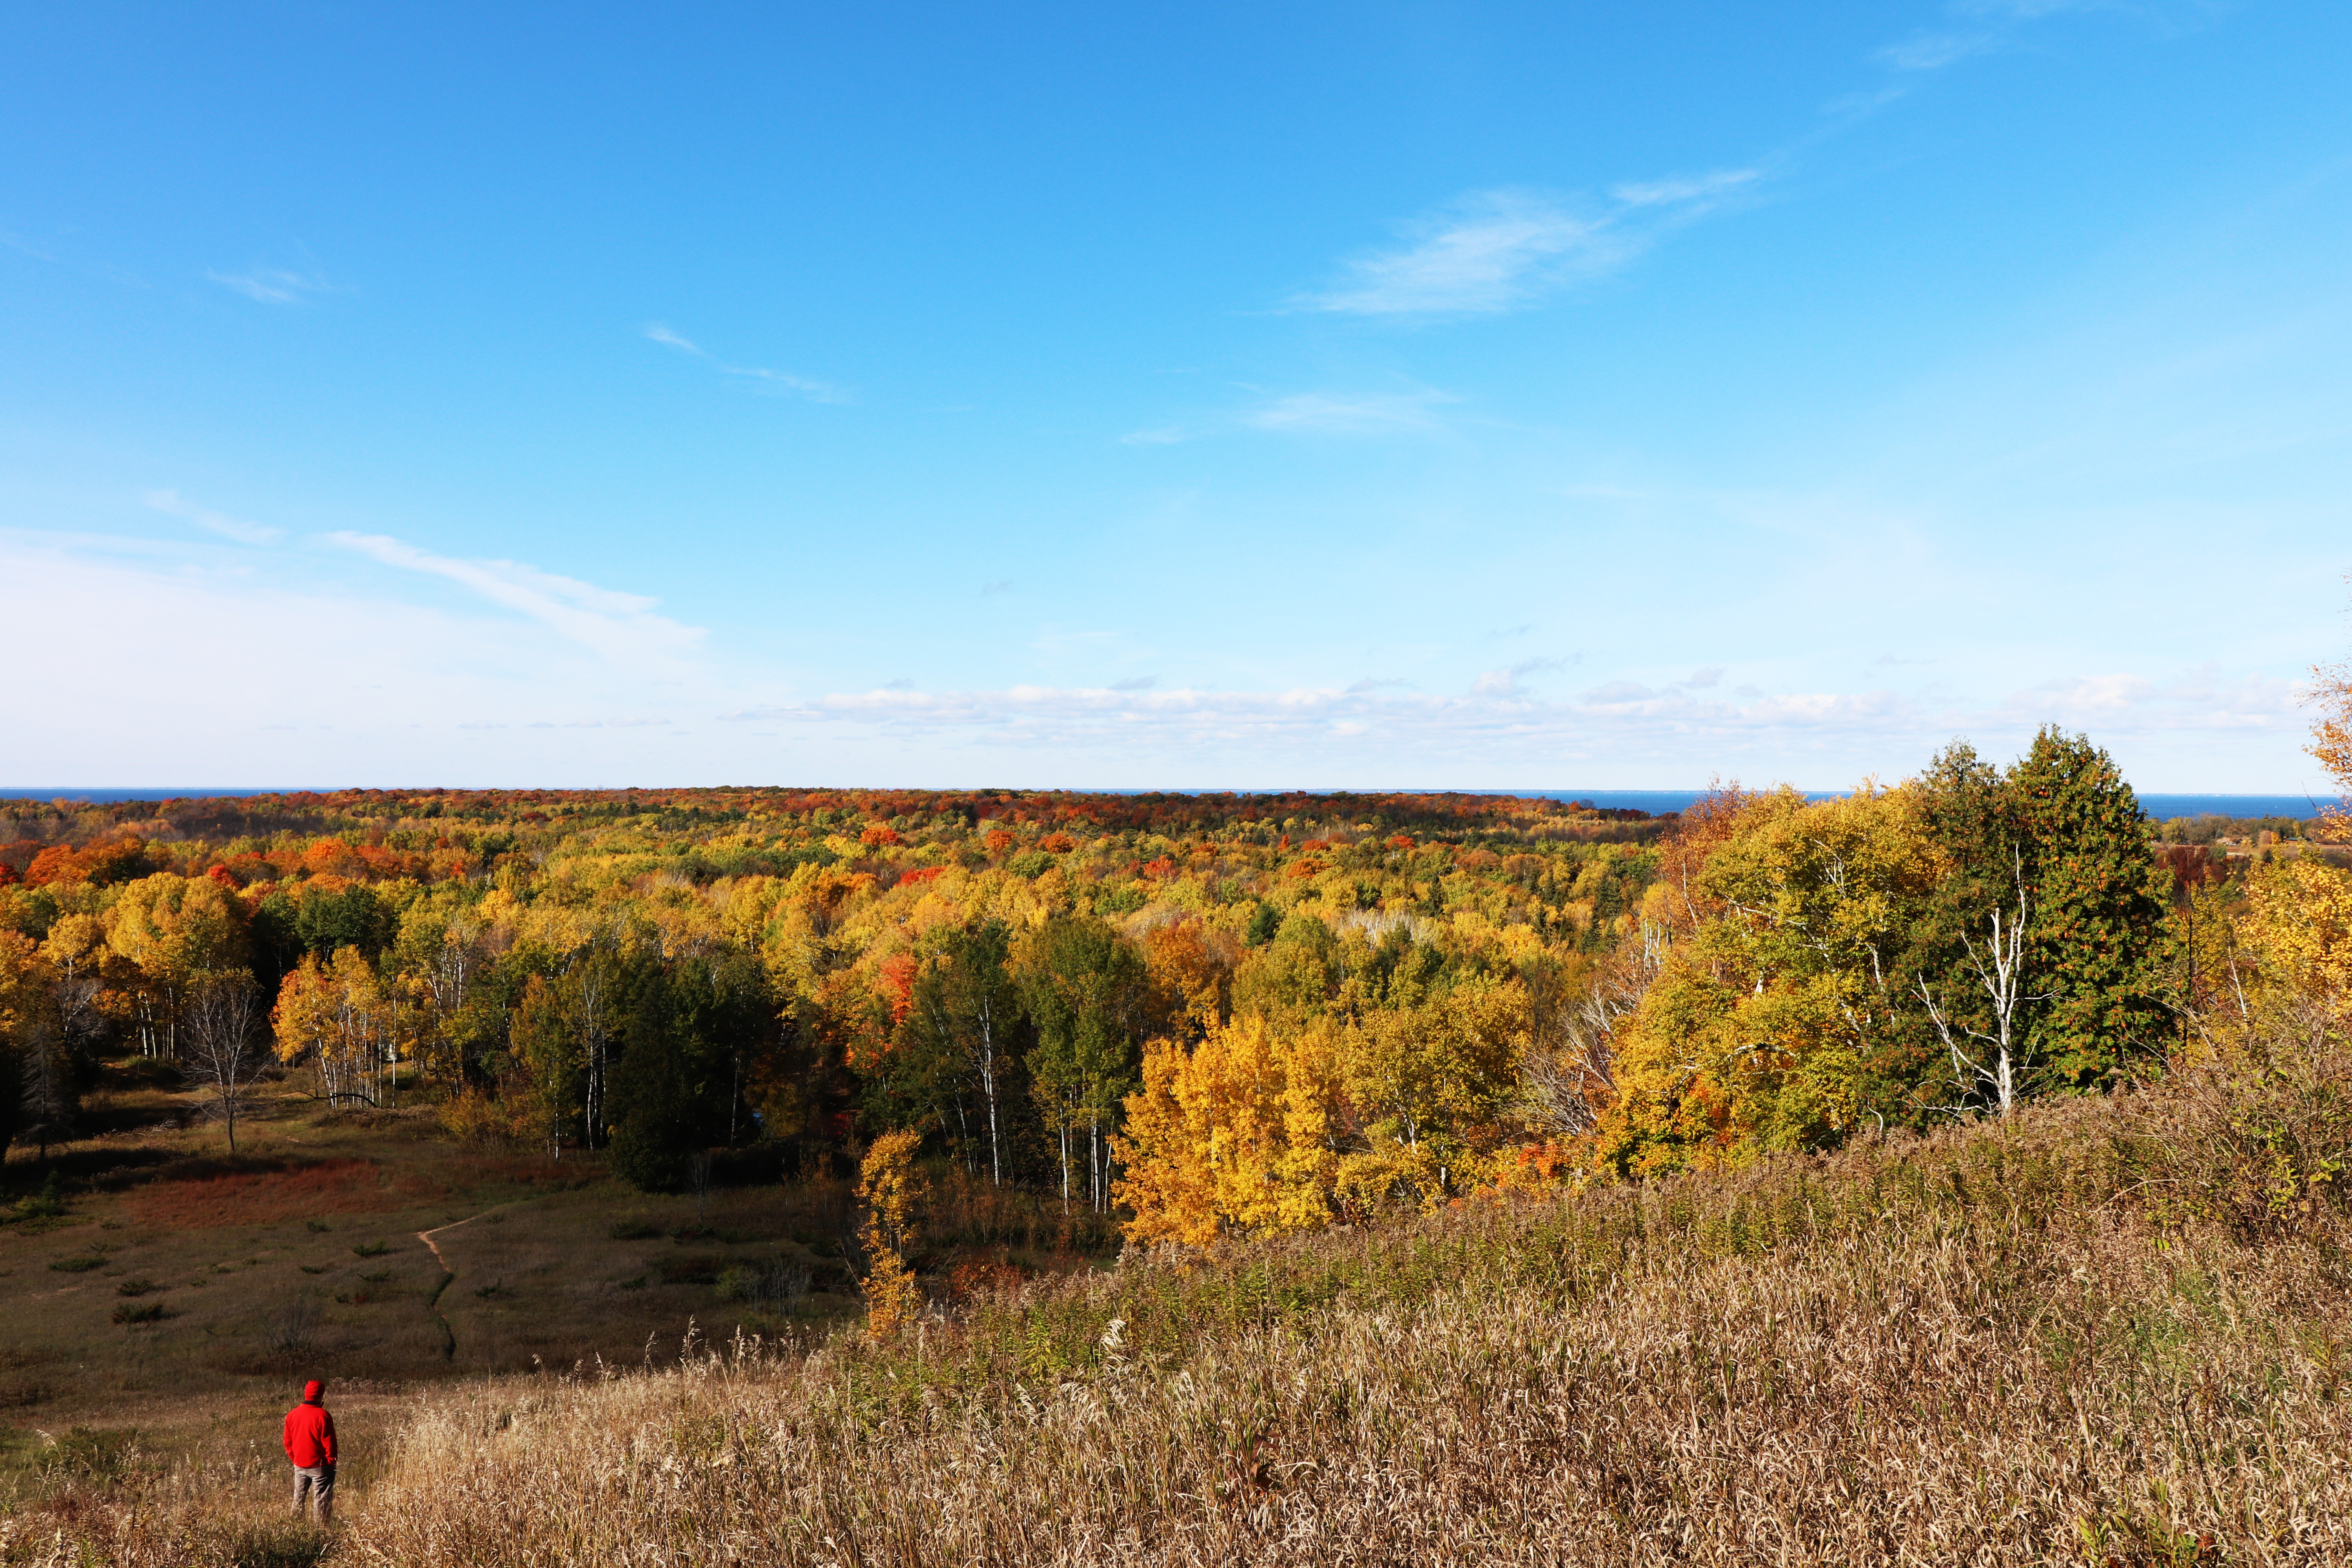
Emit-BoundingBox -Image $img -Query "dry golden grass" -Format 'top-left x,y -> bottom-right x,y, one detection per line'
15,1049 -> 2352,1566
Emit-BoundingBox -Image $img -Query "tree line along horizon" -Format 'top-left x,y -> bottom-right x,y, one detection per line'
2,718 -> 2349,1246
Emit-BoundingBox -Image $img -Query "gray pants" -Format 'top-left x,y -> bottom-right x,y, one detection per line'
292,1464 -> 335,1524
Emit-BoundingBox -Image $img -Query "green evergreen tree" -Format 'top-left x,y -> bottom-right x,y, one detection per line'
2007,727 -> 2176,1086
1910,731 -> 2174,1112
605,951 -> 767,1191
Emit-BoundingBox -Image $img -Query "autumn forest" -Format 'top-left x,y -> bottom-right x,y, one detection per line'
6,717 -> 2345,1246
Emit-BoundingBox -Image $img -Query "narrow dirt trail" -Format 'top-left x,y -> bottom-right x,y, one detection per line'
416,1210 -> 499,1360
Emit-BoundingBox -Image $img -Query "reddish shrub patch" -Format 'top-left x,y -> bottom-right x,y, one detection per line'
125,1160 -> 444,1228
946,1252 -> 1031,1301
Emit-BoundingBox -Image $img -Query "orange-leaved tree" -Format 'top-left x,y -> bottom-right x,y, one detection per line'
2314,637 -> 2352,842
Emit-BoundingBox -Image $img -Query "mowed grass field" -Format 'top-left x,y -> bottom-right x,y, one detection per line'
0,1059 -> 883,1498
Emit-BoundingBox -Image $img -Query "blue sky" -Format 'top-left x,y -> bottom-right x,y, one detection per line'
3,2 -> 2348,792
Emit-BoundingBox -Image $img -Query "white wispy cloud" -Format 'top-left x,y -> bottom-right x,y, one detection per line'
1876,32 -> 1996,70
1300,176 -> 1756,317
644,323 -> 704,354
1125,386 -> 1460,445
695,661 -> 2303,767
207,267 -> 335,305
1876,0 -> 2200,76
713,679 -> 1924,752
142,488 -> 281,544
1610,170 -> 1762,208
1243,389 -> 1460,436
327,532 -> 705,666
642,321 -> 850,404
1997,667 -> 2301,733
1474,655 -> 1575,695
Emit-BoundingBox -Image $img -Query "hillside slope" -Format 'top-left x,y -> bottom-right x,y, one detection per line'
24,1045 -> 2351,1567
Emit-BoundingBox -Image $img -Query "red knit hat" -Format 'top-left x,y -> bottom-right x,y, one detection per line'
303,1380 -> 325,1401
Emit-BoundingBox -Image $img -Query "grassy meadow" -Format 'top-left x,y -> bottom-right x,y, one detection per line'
6,1035 -> 2352,1565
0,1060 -> 1118,1566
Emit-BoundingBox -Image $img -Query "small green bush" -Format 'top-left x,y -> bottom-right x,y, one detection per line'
353,1240 -> 392,1257
114,1279 -> 162,1298
609,1218 -> 661,1240
12,1175 -> 67,1222
49,1254 -> 106,1273
111,1302 -> 165,1325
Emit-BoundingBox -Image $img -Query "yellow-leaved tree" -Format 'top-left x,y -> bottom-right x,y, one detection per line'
1593,785 -> 1944,1176
1334,973 -> 1529,1210
103,873 -> 245,1058
857,1129 -> 927,1339
272,947 -> 390,1107
2312,640 -> 2351,842
1112,1013 -> 1340,1245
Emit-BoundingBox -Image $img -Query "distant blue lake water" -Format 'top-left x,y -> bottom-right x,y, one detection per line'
3,786 -> 2336,820
1526,790 -> 2332,820
2,788 -> 305,803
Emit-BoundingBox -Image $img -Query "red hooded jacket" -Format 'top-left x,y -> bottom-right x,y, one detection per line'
283,1385 -> 336,1468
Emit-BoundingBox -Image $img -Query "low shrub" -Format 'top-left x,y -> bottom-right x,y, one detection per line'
715,1258 -> 813,1305
658,1254 -> 727,1286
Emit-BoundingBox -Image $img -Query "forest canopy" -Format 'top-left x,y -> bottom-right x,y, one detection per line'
2,735 -> 2346,1247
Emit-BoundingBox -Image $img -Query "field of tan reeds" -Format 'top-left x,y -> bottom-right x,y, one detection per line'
11,1032 -> 2352,1567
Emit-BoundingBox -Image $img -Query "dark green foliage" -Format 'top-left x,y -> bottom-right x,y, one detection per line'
883,921 -> 1035,1183
1245,901 -> 1282,947
1230,911 -> 1340,1022
1912,729 -> 2176,1109
248,891 -> 307,998
292,883 -> 397,960
2007,728 -> 2176,1085
1023,915 -> 1152,1205
606,951 -> 770,1191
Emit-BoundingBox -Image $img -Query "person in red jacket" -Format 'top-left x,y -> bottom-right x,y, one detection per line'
282,1379 -> 338,1524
